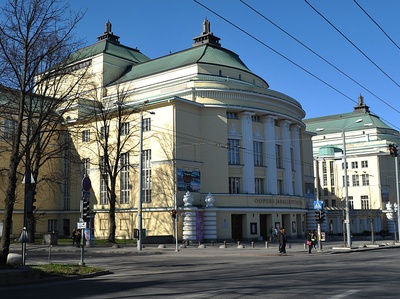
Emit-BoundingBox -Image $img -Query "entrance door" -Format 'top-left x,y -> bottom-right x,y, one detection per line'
260,214 -> 267,241
231,214 -> 243,241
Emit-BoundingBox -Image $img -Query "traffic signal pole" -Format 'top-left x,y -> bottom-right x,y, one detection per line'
317,222 -> 322,252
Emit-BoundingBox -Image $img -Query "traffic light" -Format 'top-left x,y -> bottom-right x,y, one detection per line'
389,144 -> 398,157
171,209 -> 177,219
315,211 -> 320,223
26,189 -> 36,214
320,209 -> 326,223
82,199 -> 90,222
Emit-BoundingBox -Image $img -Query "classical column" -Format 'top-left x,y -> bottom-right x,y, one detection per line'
263,116 -> 277,194
292,125 -> 303,196
240,112 -> 254,193
281,120 -> 293,195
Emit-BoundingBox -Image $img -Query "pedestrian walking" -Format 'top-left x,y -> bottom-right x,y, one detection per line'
312,230 -> 317,249
75,229 -> 82,247
306,231 -> 313,253
72,228 -> 77,246
278,228 -> 287,254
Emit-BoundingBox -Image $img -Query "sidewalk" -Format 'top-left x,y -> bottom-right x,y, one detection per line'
9,236 -> 400,256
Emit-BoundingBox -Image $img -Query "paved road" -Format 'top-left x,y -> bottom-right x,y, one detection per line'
1,239 -> 399,298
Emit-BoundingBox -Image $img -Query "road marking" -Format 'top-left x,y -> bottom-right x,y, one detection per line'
329,290 -> 360,298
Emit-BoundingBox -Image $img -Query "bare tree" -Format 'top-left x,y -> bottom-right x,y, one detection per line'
0,0 -> 85,266
81,85 -> 144,243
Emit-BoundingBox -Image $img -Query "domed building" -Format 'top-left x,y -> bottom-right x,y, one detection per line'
63,19 -> 315,244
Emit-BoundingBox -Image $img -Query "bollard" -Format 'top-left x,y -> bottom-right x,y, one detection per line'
289,243 -> 291,249
251,241 -> 254,248
304,243 -> 306,250
224,241 -> 227,248
48,245 -> 52,264
211,240 -> 214,247
237,241 -> 240,246
265,241 -> 268,248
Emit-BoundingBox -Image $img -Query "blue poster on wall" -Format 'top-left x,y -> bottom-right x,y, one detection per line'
177,168 -> 200,192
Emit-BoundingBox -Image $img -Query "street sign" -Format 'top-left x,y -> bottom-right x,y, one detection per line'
82,176 -> 91,192
77,222 -> 86,229
314,200 -> 323,210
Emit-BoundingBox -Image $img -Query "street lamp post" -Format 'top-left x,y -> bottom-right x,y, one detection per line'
342,118 -> 363,248
317,118 -> 363,248
342,129 -> 352,247
136,101 -> 155,251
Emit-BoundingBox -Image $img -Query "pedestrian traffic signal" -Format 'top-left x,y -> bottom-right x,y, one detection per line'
389,144 -> 398,157
82,199 -> 90,221
315,211 -> 320,223
320,209 -> 326,223
26,189 -> 36,214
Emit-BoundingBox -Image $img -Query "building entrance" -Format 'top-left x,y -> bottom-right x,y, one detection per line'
231,214 -> 243,241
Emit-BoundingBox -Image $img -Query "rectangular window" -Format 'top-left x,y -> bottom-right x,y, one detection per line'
120,153 -> 130,204
2,118 -> 16,140
82,158 -> 90,177
229,177 -> 240,194
341,162 -> 348,170
228,139 -> 240,165
255,178 -> 264,194
322,161 -> 327,173
253,141 -> 263,166
349,196 -> 354,209
100,156 -> 108,205
323,174 -> 328,186
332,199 -> 337,207
48,219 -> 57,232
330,173 -> 335,187
142,149 -> 152,203
82,130 -> 90,142
226,112 -> 238,119
277,179 -> 283,195
251,115 -> 261,122
291,148 -> 294,170
275,144 -> 282,168
143,118 -> 151,132
361,160 -> 368,168
120,122 -> 130,136
361,195 -> 370,209
351,161 -> 358,169
362,174 -> 369,186
352,175 -> 360,186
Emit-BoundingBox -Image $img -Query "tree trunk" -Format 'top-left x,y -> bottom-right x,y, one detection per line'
0,167 -> 19,266
108,195 -> 116,243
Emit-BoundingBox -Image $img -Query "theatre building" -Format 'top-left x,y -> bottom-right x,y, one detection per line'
62,20 -> 315,243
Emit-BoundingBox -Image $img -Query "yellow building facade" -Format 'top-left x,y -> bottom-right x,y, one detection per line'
2,20 -> 315,242
60,20 -> 315,243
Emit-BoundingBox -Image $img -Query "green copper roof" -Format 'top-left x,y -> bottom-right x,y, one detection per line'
70,40 -> 150,64
304,111 -> 394,134
112,44 -> 254,84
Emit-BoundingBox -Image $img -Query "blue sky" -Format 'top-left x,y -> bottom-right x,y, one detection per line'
70,1 -> 400,130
